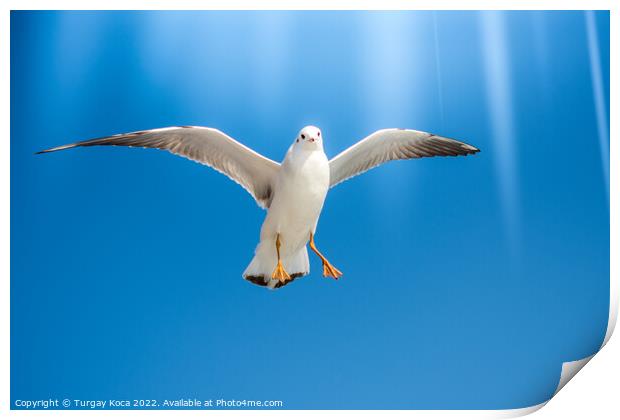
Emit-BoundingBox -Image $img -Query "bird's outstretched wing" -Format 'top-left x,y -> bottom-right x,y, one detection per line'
328,129 -> 479,188
37,126 -> 280,209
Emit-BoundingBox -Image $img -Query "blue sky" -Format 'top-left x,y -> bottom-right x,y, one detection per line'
11,11 -> 609,409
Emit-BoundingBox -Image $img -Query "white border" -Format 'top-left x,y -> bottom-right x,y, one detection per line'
2,1 -> 617,419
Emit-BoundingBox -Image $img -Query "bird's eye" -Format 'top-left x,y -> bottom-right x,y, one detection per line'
301,134 -> 305,139
318,132 -> 321,137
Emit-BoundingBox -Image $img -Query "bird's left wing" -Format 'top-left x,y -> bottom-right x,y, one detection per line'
37,126 -> 280,209
328,129 -> 479,188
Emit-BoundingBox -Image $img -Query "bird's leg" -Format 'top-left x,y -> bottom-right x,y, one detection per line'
271,233 -> 291,283
309,233 -> 343,280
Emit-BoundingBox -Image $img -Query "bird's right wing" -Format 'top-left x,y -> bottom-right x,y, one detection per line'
37,126 -> 280,209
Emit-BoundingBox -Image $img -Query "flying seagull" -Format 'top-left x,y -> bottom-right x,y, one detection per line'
38,125 -> 479,289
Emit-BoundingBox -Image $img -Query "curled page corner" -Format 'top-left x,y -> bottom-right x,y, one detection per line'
554,355 -> 595,395
488,351 -> 601,418
551,275 -> 618,397
489,278 -> 617,419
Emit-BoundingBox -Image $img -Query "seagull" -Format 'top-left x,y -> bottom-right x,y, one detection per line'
38,125 -> 479,289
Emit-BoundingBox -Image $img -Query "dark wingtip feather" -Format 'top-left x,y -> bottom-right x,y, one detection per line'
456,142 -> 480,156
428,133 -> 480,155
35,144 -> 78,155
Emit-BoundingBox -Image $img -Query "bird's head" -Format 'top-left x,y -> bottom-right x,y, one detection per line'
294,125 -> 323,151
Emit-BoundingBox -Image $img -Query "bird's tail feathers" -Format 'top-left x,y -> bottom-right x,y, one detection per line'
243,241 -> 309,289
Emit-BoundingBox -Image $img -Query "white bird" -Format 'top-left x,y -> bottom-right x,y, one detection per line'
38,125 -> 479,289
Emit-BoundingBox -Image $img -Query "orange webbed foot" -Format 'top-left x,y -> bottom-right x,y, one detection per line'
271,260 -> 292,283
322,261 -> 343,280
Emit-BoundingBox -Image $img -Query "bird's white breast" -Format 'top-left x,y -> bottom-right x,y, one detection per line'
260,148 -> 330,251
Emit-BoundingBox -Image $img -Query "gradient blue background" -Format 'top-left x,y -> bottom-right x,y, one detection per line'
11,11 -> 610,409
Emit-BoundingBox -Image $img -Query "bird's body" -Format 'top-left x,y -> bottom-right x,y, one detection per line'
38,124 -> 480,289
245,133 -> 331,287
